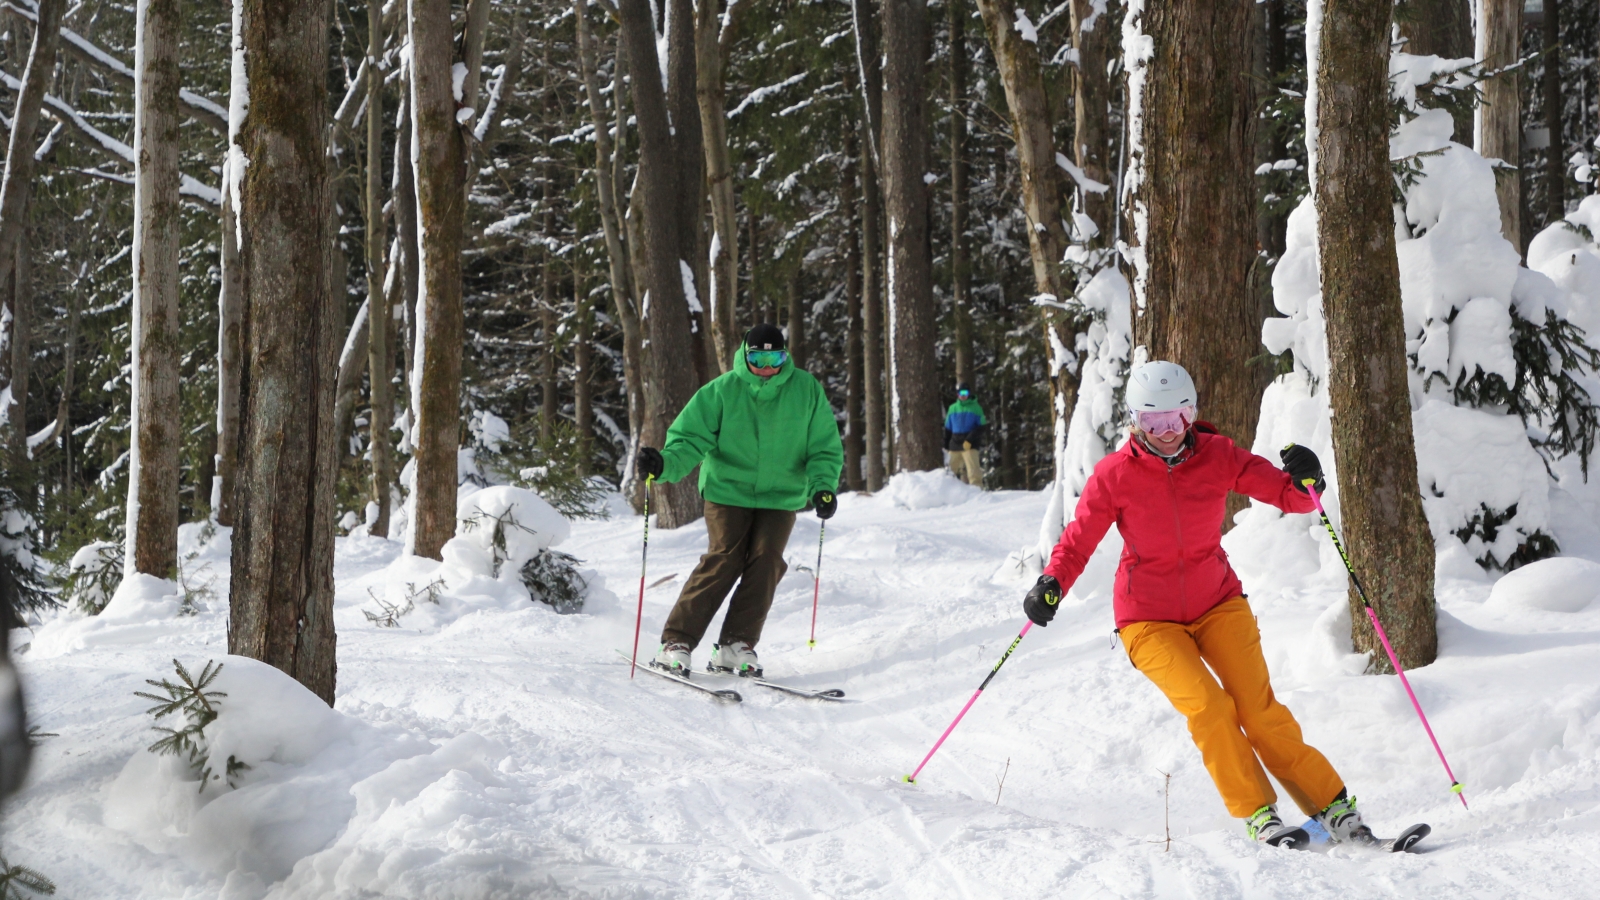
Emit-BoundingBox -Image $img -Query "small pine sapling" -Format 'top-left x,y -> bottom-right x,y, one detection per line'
134,659 -> 249,792
0,854 -> 55,899
60,541 -> 123,615
521,549 -> 587,614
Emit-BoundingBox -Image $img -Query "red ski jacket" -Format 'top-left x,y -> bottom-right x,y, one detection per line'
1043,429 -> 1317,628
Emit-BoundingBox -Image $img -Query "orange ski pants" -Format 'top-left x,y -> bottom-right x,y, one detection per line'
1119,596 -> 1344,818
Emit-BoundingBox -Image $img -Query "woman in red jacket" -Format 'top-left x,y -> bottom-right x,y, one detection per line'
1023,361 -> 1373,849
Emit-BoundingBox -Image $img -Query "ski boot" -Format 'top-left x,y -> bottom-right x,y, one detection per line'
651,643 -> 692,678
1315,789 -> 1377,846
708,641 -> 763,678
1246,804 -> 1310,849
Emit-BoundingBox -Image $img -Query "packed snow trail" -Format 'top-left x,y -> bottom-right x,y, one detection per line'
8,474 -> 1600,897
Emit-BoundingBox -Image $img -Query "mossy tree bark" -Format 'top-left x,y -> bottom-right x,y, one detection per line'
1128,0 -> 1263,529
1316,0 -> 1437,671
880,0 -> 941,472
125,0 -> 183,579
406,0 -> 469,560
229,0 -> 339,704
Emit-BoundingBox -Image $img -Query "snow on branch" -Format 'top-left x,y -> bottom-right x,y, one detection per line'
0,71 -> 220,209
728,72 -> 807,119
1056,152 -> 1110,194
3,0 -> 228,134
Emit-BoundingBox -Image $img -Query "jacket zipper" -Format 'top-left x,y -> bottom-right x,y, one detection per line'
1167,463 -> 1185,622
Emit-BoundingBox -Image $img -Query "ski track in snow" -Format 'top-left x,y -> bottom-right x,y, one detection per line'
8,485 -> 1600,898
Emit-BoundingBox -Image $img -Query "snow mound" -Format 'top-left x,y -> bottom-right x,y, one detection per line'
878,469 -> 982,510
1487,556 -> 1600,612
30,573 -> 184,657
104,656 -> 434,888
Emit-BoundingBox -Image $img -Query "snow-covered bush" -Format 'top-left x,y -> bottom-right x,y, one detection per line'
1247,49 -> 1600,573
61,540 -> 122,614
134,660 -> 249,792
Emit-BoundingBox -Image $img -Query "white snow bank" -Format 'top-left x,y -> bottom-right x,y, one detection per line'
31,573 -> 184,657
878,469 -> 983,510
1486,556 -> 1600,612
103,655 -> 483,892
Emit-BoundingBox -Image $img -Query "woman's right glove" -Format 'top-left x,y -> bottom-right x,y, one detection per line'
1279,443 -> 1325,495
1023,575 -> 1063,627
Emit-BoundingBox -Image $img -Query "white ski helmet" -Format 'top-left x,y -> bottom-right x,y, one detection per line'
1126,361 -> 1197,413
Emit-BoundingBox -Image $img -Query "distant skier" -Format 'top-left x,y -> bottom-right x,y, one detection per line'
637,323 -> 844,679
1022,360 -> 1378,849
942,382 -> 987,487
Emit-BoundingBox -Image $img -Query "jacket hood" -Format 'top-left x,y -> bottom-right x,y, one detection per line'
733,340 -> 795,386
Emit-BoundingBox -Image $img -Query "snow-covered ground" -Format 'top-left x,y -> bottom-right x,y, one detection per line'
8,474 -> 1600,898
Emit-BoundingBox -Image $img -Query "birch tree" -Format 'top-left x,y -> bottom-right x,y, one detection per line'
229,0 -> 340,703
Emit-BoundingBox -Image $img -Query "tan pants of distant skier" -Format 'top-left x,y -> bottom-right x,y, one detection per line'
949,447 -> 982,487
661,501 -> 796,650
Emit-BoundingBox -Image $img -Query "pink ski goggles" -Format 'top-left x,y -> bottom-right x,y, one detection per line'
1134,406 -> 1194,437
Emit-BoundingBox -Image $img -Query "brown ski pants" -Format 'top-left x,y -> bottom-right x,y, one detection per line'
660,501 -> 797,650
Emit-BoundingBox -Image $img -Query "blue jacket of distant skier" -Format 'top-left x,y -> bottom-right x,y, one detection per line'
943,398 -> 988,451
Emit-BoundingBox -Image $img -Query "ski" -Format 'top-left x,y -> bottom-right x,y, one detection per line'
1301,819 -> 1429,853
617,651 -> 742,702
1378,823 -> 1430,853
703,667 -> 846,701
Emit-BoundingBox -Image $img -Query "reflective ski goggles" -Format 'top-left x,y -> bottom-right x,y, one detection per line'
958,389 -> 971,399
747,349 -> 788,369
1134,406 -> 1194,437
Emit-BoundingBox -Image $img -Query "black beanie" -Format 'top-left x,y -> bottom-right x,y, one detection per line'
745,323 -> 787,351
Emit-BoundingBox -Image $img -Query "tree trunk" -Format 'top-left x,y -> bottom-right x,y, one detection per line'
1071,0 -> 1115,251
974,0 -> 1083,511
619,0 -> 704,529
393,83 -> 420,407
949,0 -> 972,385
407,0 -> 469,560
1543,0 -> 1564,225
230,0 -> 339,704
842,135 -> 865,491
540,233 -> 557,444
575,0 -> 645,498
365,0 -> 392,538
1257,0 -> 1290,261
1395,0 -> 1473,143
852,0 -> 887,490
574,273 -> 593,471
1127,0 -> 1262,528
860,124 -> 886,491
880,0 -> 941,472
215,165 -> 243,526
1479,0 -> 1521,251
125,0 -> 183,579
666,0 -> 713,385
697,0 -> 741,372
1316,0 -> 1437,672
786,263 -> 805,368
0,0 -> 64,452
7,235 -> 30,458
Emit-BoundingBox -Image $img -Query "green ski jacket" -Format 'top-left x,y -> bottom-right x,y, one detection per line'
658,343 -> 844,511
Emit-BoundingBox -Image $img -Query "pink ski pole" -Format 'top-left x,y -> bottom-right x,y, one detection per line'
904,621 -> 1032,783
808,522 -> 825,649
1304,481 -> 1467,809
629,475 -> 655,679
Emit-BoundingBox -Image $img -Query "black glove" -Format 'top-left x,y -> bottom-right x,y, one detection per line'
638,447 -> 664,480
1023,575 -> 1063,627
1279,443 -> 1325,494
813,489 -> 837,520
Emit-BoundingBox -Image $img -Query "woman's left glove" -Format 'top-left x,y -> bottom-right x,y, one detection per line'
1023,575 -> 1063,627
1279,443 -> 1325,494
813,490 -> 837,519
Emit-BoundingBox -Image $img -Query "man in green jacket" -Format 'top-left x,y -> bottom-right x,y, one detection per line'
637,323 -> 844,678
